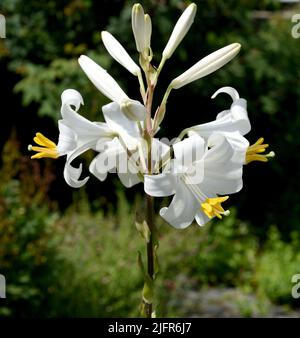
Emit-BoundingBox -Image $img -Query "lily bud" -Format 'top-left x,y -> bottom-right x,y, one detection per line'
121,99 -> 147,121
101,31 -> 141,76
132,3 -> 152,54
162,3 -> 197,60
170,43 -> 241,89
78,55 -> 128,102
144,14 -> 152,53
79,55 -> 146,121
132,4 -> 146,53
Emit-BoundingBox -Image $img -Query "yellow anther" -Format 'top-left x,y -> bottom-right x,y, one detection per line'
201,196 -> 230,219
246,137 -> 275,164
28,132 -> 58,159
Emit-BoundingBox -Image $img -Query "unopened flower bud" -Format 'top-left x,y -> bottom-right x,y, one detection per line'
162,3 -> 197,60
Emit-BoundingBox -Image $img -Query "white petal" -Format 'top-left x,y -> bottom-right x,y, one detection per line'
61,88 -> 83,112
159,180 -> 198,229
61,89 -> 112,140
195,210 -> 210,226
189,89 -> 250,137
63,140 -> 96,188
173,134 -> 204,167
101,31 -> 141,76
102,102 -> 140,150
213,87 -> 251,135
162,3 -> 197,60
56,121 -> 77,156
90,137 -> 141,188
201,133 -> 243,194
144,173 -> 176,197
89,155 -> 108,182
221,131 -> 249,164
89,138 -> 122,181
102,102 -> 140,137
171,43 -> 241,89
78,55 -> 128,103
211,86 -> 240,101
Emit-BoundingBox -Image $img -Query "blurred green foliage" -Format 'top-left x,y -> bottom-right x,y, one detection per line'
1,0 -> 300,317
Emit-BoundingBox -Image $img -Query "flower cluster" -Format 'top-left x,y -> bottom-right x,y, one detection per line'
29,3 -> 274,229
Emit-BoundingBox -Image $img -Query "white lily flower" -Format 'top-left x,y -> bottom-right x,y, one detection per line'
170,43 -> 241,89
144,133 -> 243,229
29,89 -> 115,188
131,3 -> 152,55
78,55 -> 147,120
162,3 -> 197,60
29,90 -> 147,188
101,31 -> 141,77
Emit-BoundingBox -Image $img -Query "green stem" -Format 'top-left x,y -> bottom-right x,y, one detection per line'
138,70 -> 146,99
161,85 -> 173,108
145,193 -> 155,318
155,56 -> 167,81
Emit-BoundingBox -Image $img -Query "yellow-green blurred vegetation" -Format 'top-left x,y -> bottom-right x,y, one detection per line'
1,0 -> 300,317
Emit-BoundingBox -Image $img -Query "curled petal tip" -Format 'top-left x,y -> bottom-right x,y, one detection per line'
211,87 -> 240,101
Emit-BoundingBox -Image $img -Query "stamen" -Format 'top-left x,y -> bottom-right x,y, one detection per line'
246,137 -> 275,164
183,174 -> 230,220
28,132 -> 59,159
201,196 -> 230,219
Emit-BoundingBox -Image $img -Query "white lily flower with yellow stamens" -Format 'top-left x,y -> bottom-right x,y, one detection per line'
170,43 -> 241,90
29,89 -> 114,161
78,55 -> 147,121
144,133 -> 243,228
29,90 -> 145,188
29,89 -> 115,187
162,3 -> 197,61
184,87 -> 274,165
131,3 -> 152,57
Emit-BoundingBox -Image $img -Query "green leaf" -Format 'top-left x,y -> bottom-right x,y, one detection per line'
135,220 -> 150,243
142,274 -> 154,304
